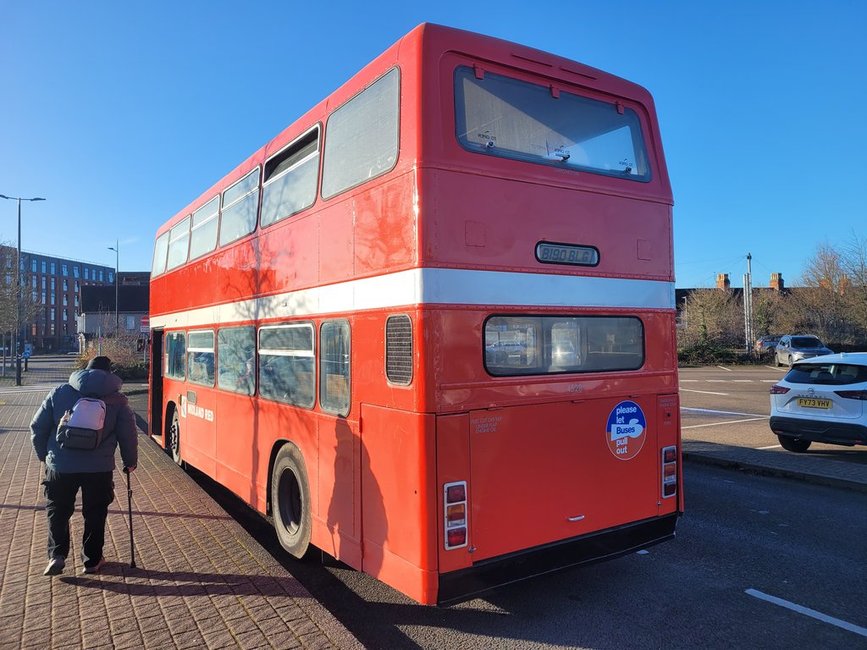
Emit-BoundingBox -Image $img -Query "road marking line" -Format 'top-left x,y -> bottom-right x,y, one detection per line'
732,379 -> 754,383
766,366 -> 786,371
707,379 -> 728,383
745,589 -> 867,638
680,388 -> 729,396
716,365 -> 732,372
757,444 -> 782,450
682,407 -> 767,418
682,417 -> 768,430
0,387 -> 54,393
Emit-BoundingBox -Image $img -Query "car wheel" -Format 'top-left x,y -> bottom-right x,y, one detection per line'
787,355 -> 793,367
271,443 -> 312,559
774,353 -> 781,367
778,435 -> 811,453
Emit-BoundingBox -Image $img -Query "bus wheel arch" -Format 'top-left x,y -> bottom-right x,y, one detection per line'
270,442 -> 312,559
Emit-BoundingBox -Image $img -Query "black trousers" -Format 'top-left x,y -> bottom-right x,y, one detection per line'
42,468 -> 114,567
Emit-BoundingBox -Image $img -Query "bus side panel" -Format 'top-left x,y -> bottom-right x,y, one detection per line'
360,404 -> 438,605
435,413 -> 474,574
164,380 -> 208,472
257,213 -> 320,297
214,392 -> 264,510
353,175 -> 419,277
181,384 -> 217,477
314,415 -> 362,567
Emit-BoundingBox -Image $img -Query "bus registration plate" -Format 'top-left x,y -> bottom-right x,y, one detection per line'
797,398 -> 831,409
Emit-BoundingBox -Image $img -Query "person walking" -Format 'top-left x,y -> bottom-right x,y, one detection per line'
30,355 -> 138,575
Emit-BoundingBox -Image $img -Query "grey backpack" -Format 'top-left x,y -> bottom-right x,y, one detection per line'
56,397 -> 107,450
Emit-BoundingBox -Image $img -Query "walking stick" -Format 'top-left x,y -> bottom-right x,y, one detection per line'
124,467 -> 136,568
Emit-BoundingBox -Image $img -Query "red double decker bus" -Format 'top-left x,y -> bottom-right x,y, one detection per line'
148,23 -> 681,605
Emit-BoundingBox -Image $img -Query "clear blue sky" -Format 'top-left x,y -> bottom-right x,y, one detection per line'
1,1 -> 864,288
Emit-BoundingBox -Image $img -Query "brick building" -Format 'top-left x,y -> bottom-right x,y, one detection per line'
0,245 -> 148,353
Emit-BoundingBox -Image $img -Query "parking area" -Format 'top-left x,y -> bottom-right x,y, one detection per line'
679,365 -> 867,465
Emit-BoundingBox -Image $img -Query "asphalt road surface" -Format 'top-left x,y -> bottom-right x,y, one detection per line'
128,368 -> 867,648
680,364 -> 867,466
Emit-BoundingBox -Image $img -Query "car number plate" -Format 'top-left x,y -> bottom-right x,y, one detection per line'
797,398 -> 831,409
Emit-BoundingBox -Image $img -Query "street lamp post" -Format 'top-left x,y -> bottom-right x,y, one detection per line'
108,241 -> 119,335
0,194 -> 46,386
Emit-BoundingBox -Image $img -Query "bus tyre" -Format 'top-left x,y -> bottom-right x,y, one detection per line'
778,435 -> 811,453
271,444 -> 312,559
169,409 -> 183,466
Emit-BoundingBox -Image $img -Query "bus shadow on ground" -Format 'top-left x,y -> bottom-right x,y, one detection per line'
60,566 -> 312,598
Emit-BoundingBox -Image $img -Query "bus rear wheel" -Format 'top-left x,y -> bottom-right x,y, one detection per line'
271,444 -> 312,559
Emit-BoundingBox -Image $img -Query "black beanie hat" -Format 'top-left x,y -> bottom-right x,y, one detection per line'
86,356 -> 112,371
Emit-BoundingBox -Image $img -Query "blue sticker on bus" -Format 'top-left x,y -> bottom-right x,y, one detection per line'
606,400 -> 647,460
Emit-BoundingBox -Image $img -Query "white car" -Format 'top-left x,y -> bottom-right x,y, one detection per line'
769,352 -> 867,452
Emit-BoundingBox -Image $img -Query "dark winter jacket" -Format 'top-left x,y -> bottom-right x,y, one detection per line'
30,368 -> 138,473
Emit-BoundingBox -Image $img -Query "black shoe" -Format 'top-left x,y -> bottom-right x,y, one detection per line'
82,557 -> 106,574
43,557 -> 65,576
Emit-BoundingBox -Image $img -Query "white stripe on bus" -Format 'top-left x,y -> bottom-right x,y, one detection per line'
150,268 -> 674,329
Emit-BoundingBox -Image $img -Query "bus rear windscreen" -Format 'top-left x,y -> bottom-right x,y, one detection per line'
455,66 -> 650,181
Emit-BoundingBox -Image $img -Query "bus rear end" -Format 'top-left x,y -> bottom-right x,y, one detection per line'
428,310 -> 681,604
415,25 -> 681,603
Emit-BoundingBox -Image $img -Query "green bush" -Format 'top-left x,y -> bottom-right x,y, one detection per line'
113,363 -> 148,381
678,340 -> 739,366
81,337 -> 148,382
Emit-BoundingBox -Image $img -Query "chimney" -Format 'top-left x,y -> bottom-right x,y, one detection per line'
716,273 -> 731,290
770,273 -> 784,291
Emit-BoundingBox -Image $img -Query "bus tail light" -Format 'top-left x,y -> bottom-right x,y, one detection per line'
661,445 -> 677,498
443,481 -> 468,550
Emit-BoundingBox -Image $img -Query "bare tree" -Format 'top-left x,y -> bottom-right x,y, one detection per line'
842,231 -> 867,287
841,231 -> 867,338
801,243 -> 848,294
752,289 -> 786,337
0,245 -> 16,336
679,288 -> 742,348
0,244 -> 51,352
799,241 -> 862,345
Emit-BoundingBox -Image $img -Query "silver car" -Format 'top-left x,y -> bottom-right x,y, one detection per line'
774,334 -> 833,367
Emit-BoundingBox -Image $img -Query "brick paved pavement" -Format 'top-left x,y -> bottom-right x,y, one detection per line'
0,358 -> 361,650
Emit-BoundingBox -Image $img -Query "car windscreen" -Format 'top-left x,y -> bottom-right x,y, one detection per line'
791,336 -> 823,348
784,363 -> 867,385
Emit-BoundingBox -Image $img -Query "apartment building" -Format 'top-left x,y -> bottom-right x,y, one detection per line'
1,245 -> 124,353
